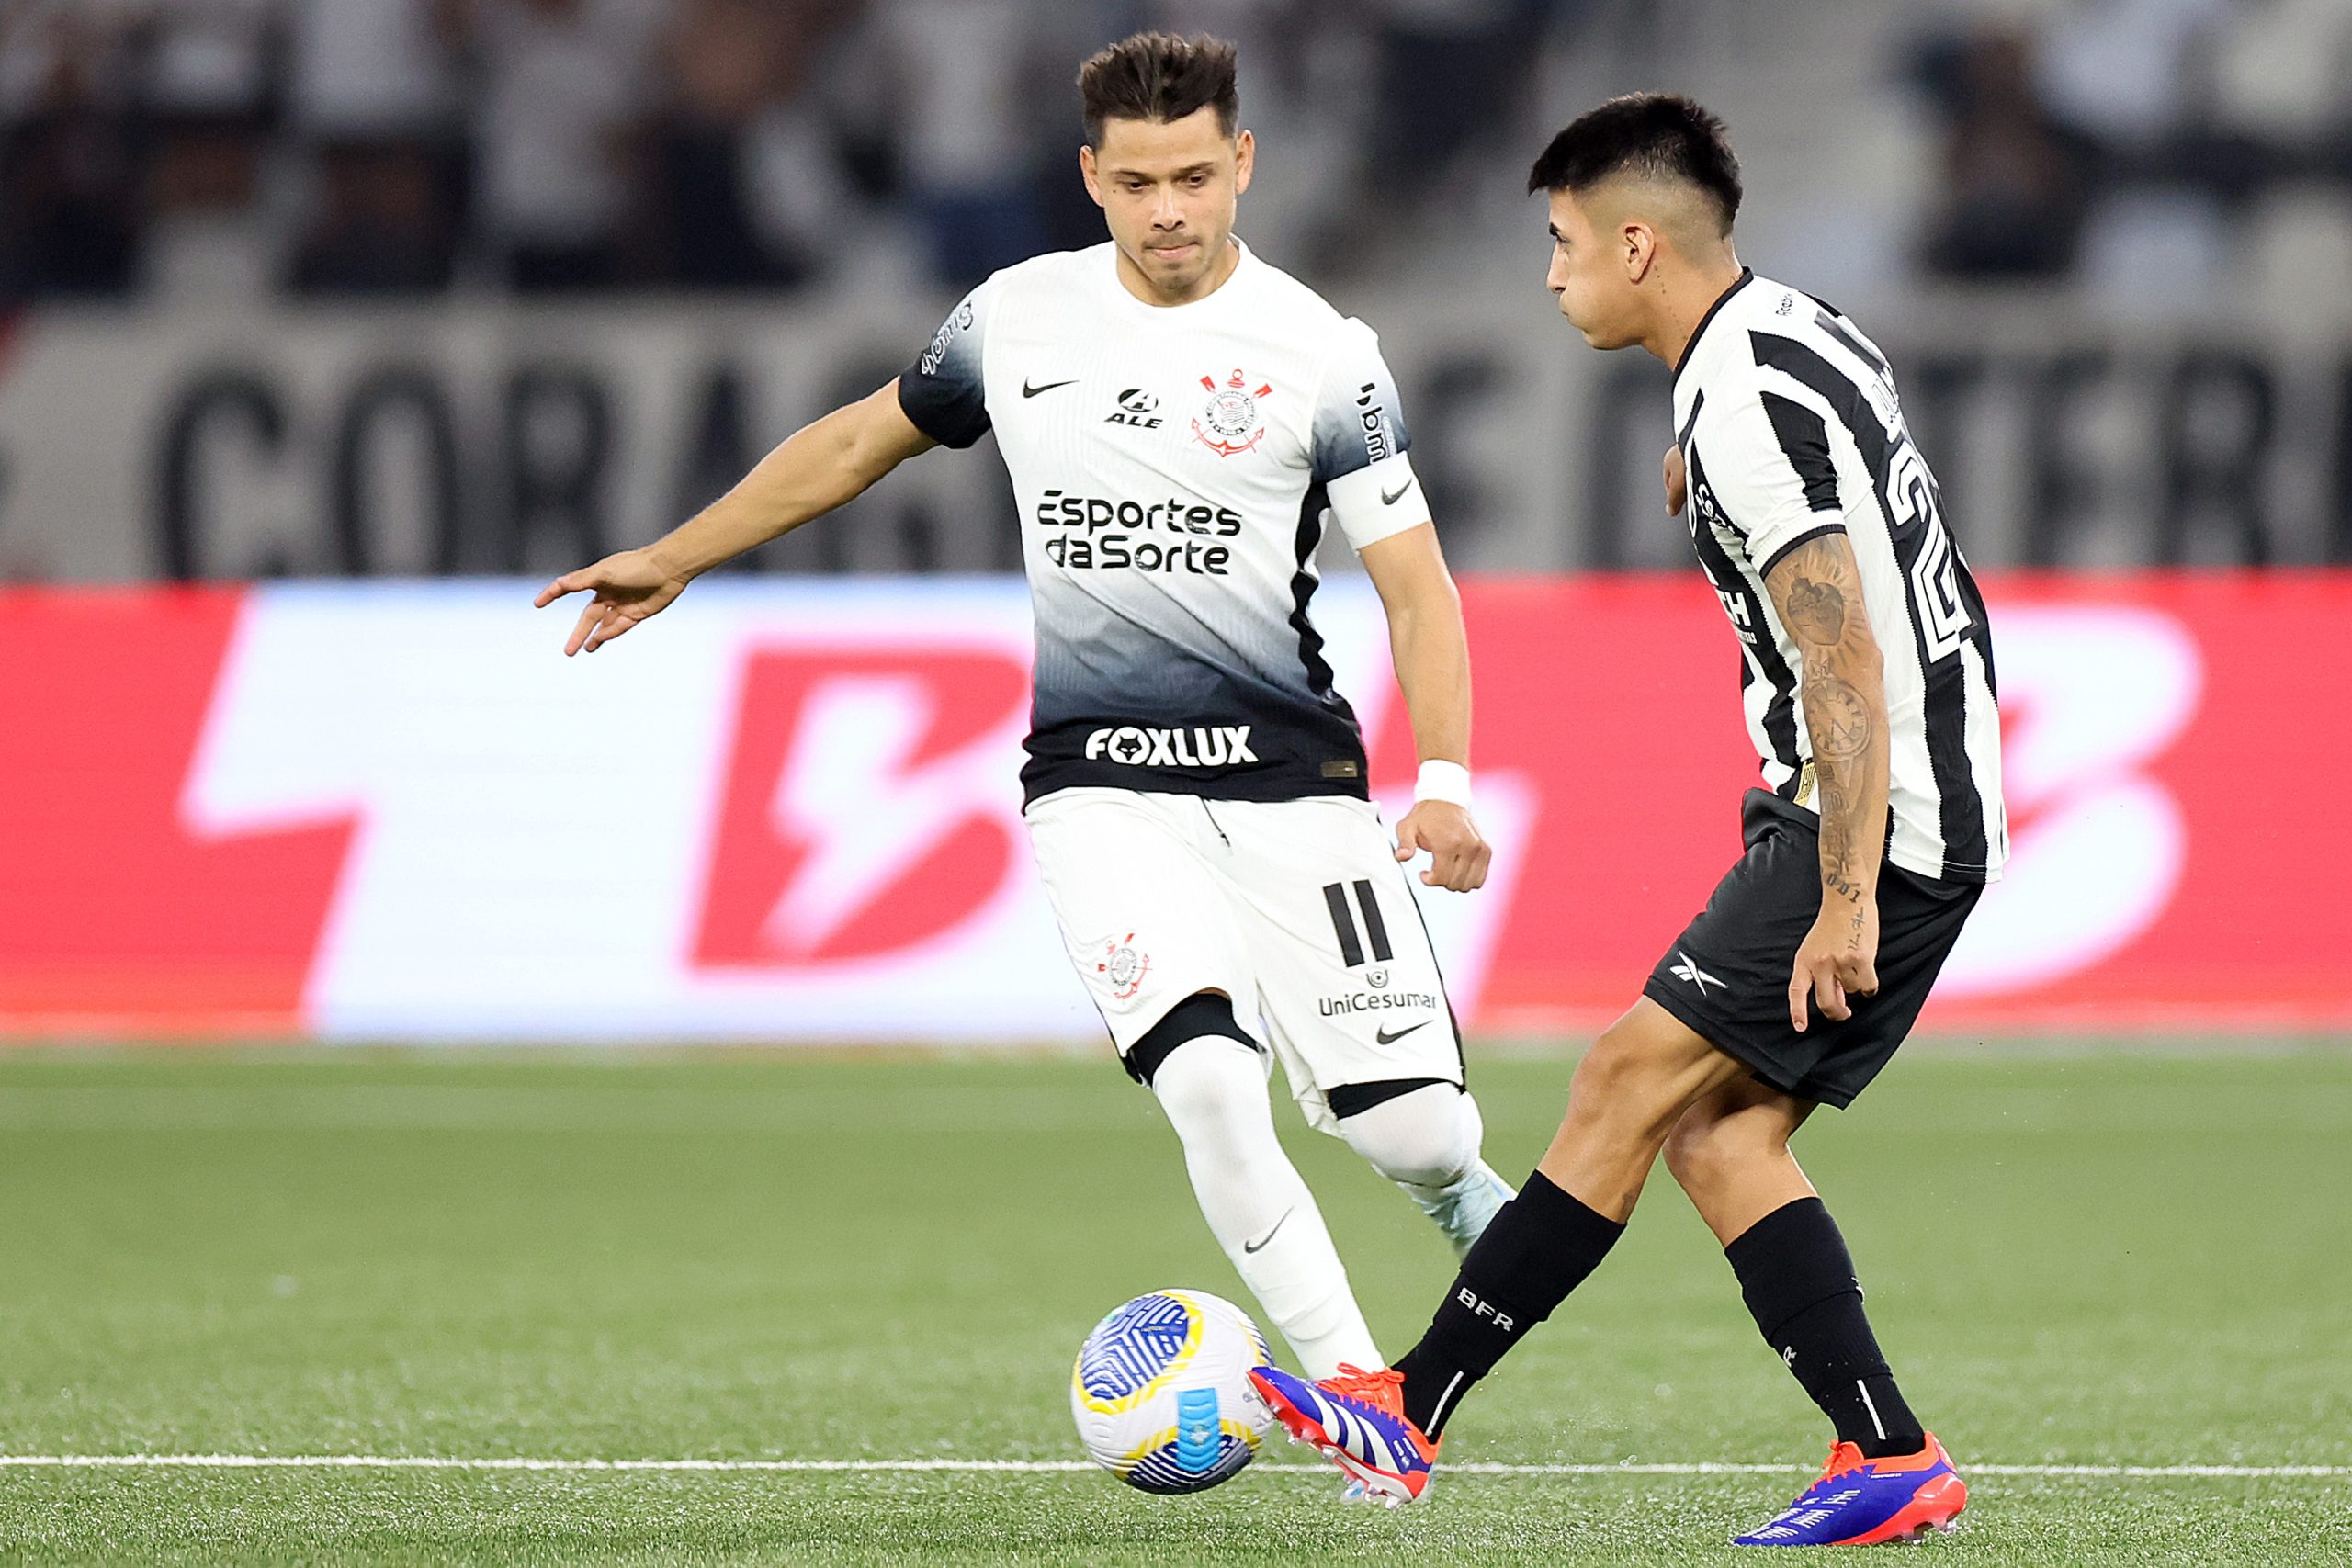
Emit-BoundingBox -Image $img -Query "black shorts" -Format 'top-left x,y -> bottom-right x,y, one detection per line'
1641,791 -> 1982,1109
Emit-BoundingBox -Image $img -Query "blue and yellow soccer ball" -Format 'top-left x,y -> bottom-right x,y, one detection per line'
1070,1289 -> 1276,1494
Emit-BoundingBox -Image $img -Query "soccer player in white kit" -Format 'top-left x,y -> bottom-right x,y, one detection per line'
536,32 -> 1514,1380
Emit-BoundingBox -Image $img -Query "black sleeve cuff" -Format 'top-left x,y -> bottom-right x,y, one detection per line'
1759,523 -> 1847,581
897,372 -> 991,449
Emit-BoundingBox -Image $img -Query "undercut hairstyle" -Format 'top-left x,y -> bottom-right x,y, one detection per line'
1526,93 -> 1742,234
1077,31 -> 1240,148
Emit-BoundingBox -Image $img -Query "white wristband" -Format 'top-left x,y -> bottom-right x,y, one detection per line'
1414,760 -> 1474,810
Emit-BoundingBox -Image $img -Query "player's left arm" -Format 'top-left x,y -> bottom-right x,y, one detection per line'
1764,530 -> 1892,1031
1359,523 -> 1490,893
1316,319 -> 1487,890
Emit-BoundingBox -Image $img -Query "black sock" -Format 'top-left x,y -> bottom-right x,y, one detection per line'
1725,1196 -> 1927,1459
1392,1170 -> 1624,1438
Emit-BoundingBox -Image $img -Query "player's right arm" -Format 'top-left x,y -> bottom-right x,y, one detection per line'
1764,531 -> 1890,1032
536,382 -> 936,655
539,274 -> 1000,655
1707,381 -> 1891,1031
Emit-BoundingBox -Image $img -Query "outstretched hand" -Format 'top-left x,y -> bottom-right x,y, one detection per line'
1394,800 -> 1491,892
535,549 -> 690,655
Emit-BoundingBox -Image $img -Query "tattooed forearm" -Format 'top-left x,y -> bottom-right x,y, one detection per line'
1767,534 -> 1889,911
1783,574 -> 1847,645
1816,773 -> 1866,904
1804,672 -> 1872,760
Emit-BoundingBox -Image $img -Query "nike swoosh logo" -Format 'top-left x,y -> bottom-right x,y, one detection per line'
1023,378 -> 1077,398
1242,1208 -> 1293,1254
1380,482 -> 1411,505
1374,1021 -> 1433,1045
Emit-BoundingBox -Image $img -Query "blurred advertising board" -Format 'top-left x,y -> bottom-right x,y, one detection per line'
3,574 -> 2347,1042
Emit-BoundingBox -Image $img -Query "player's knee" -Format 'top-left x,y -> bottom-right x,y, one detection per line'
1661,1110 -> 1777,1199
1147,1021 -> 1270,1150
1336,1082 -> 1479,1187
1660,1111 -> 1729,1194
1562,1026 -> 1690,1154
1567,1026 -> 1657,1117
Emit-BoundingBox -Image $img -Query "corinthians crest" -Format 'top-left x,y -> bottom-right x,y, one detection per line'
1097,932 -> 1150,1001
1192,368 -> 1272,457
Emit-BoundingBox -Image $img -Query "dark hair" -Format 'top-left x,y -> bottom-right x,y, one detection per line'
1526,94 -> 1742,232
1077,32 -> 1240,147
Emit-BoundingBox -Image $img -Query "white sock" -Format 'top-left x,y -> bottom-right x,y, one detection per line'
1339,1084 -> 1517,1258
1151,1036 -> 1382,1377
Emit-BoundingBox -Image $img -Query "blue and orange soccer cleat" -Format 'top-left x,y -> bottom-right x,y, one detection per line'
1733,1434 -> 1968,1546
1248,1363 -> 1438,1506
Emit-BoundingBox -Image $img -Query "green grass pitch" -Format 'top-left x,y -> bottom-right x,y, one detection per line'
0,1043 -> 2346,1565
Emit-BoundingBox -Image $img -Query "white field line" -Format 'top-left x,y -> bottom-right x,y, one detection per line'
0,1455 -> 2344,1480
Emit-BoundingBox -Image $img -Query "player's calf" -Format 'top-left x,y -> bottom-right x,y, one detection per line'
1326,1006 -> 1740,1445
1668,1084 -> 1937,1472
1384,1168 -> 1627,1439
1149,1024 -> 1381,1378
1659,1077 -> 1818,1246
1724,1196 -> 1927,1461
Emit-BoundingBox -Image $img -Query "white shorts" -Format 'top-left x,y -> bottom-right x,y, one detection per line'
1025,787 -> 1463,1134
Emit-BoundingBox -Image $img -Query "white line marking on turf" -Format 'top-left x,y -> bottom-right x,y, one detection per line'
0,1455 -> 2343,1479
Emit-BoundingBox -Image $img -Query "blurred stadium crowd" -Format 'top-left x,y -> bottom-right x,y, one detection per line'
5,0 -> 2351,307
2,0 -> 2347,584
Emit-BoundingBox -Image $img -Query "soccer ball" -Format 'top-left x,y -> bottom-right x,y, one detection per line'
1069,1288 -> 1276,1494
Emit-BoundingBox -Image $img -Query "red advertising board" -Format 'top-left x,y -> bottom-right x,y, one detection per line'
1413,574 -> 2352,1033
2,575 -> 2346,1040
0,589 -> 355,1035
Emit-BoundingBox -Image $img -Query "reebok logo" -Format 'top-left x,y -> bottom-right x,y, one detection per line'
1023,378 -> 1076,398
1083,725 -> 1256,769
1374,1020 -> 1433,1045
1670,950 -> 1724,997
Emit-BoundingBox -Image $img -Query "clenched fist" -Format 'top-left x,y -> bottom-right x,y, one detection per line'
1394,800 -> 1491,892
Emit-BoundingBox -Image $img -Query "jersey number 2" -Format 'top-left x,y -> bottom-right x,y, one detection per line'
1886,433 -> 1973,663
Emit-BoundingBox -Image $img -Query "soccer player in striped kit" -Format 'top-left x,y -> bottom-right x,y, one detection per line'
1254,95 -> 2002,1546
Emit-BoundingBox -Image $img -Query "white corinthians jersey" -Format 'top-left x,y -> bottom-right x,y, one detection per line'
898,241 -> 1430,804
1673,271 -> 2007,884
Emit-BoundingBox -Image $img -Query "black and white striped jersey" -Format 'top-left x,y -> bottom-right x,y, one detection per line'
1672,271 -> 2007,884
